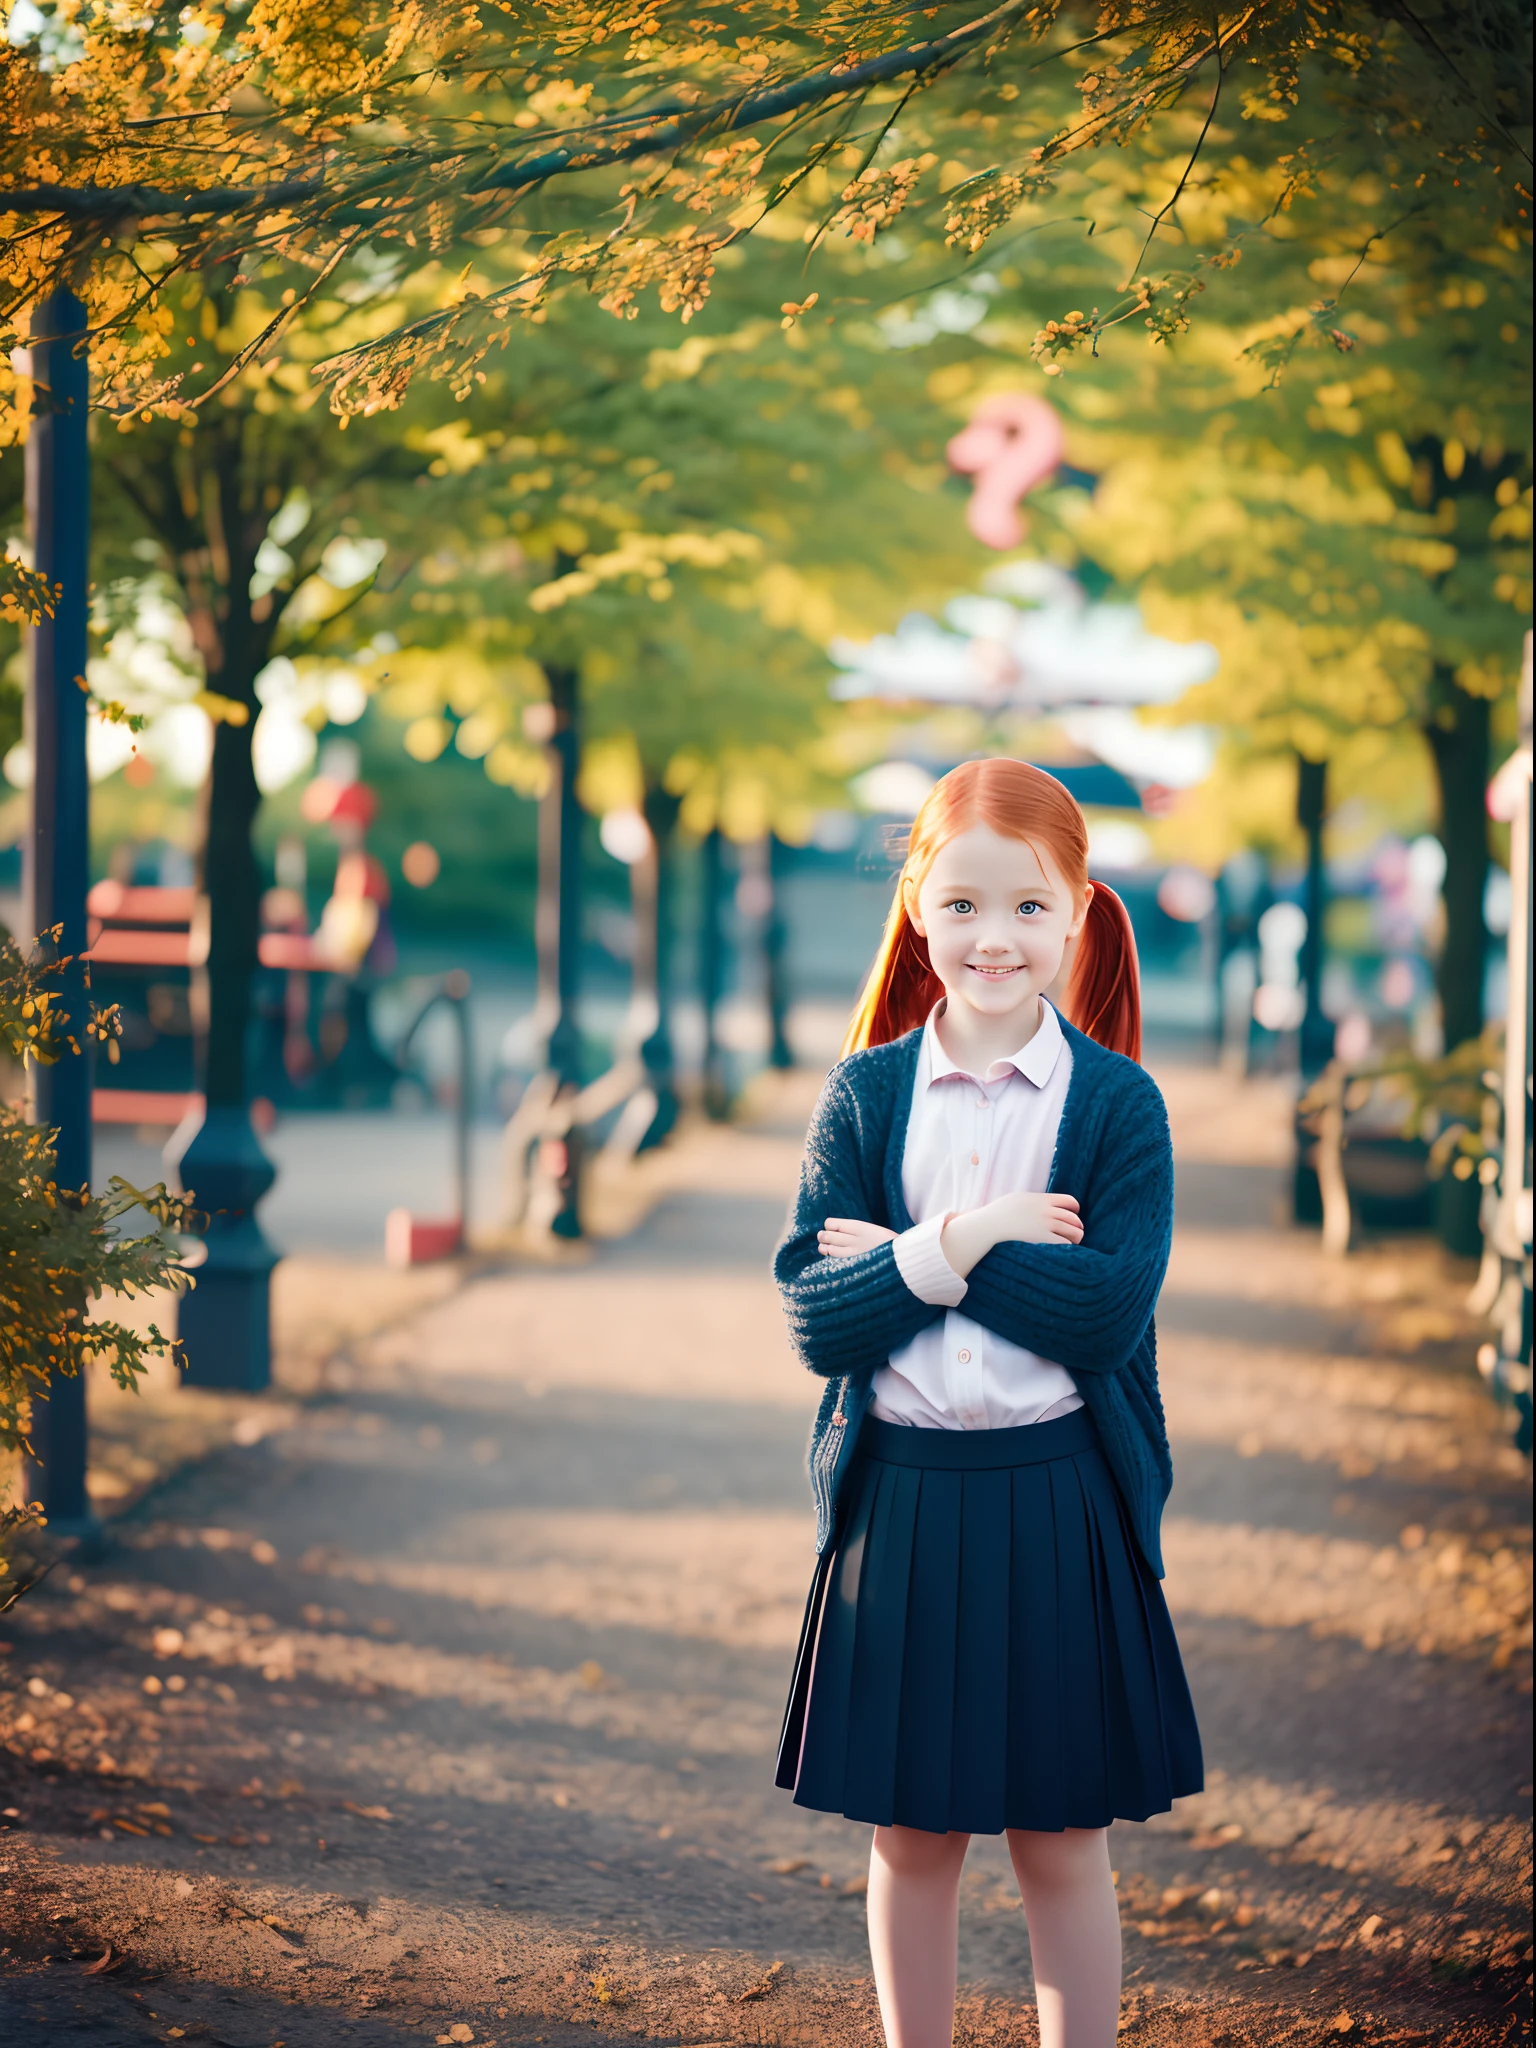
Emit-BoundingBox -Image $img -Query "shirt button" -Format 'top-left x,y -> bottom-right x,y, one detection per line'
956,1347 -> 972,1363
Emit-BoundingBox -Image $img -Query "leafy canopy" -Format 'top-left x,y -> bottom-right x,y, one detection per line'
1,1 -> 1527,429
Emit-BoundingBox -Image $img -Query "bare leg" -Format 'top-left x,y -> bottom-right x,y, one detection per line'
1007,1827 -> 1122,2048
866,1825 -> 971,2048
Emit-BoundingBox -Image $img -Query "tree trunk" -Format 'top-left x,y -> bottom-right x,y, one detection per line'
167,422 -> 283,1108
1296,753 -> 1333,1078
536,663 -> 583,1237
639,781 -> 681,1149
539,663 -> 583,1090
700,827 -> 730,1120
197,713 -> 263,1105
764,832 -> 794,1070
1425,665 -> 1491,1052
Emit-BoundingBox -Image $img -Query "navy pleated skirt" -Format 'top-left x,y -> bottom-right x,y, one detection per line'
777,1409 -> 1203,1835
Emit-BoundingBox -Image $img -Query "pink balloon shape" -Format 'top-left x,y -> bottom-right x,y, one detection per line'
947,393 -> 1066,550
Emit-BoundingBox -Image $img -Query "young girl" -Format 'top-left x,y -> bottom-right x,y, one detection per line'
773,758 -> 1202,2048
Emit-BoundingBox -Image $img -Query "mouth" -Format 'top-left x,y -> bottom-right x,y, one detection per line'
966,963 -> 1024,980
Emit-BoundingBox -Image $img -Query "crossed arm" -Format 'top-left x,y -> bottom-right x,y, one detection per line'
819,1189 -> 1084,1267
818,1133 -> 1170,1381
777,1067 -> 1171,1383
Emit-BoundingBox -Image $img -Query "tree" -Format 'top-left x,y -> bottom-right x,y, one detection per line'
347,231 -> 980,1151
1052,233 -> 1530,1051
825,63 -> 1531,1051
84,266 -> 449,1119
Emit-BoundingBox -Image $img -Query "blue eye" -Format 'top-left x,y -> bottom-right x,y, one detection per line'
1017,900 -> 1043,915
948,899 -> 975,915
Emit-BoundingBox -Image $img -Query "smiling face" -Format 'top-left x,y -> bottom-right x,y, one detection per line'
906,823 -> 1091,1037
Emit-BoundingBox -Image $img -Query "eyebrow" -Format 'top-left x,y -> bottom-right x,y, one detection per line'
935,881 -> 1059,898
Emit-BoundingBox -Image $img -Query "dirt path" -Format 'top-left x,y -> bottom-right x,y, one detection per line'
1,1065 -> 1530,2047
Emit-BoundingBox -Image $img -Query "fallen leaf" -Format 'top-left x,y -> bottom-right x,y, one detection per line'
841,1874 -> 868,1897
438,2026 -> 475,2044
769,1857 -> 809,1875
591,1974 -> 627,2007
739,1960 -> 786,2003
1330,2018 -> 1356,2037
342,1801 -> 393,1822
83,1944 -> 120,1976
172,1879 -> 194,1898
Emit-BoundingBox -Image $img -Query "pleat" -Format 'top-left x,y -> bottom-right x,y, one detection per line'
890,1467 -> 963,1834
1005,1458 -> 1063,1831
1079,1444 -> 1203,1809
841,1462 -> 922,1822
1050,1457 -> 1111,1826
1078,1451 -> 1161,1820
775,1542 -> 834,1791
792,1451 -> 879,1814
949,1467 -> 1011,1833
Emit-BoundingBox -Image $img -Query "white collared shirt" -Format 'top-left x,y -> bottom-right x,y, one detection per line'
873,998 -> 1084,1430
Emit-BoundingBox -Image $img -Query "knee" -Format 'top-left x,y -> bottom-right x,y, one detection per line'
1006,1826 -> 1110,1894
873,1824 -> 970,1880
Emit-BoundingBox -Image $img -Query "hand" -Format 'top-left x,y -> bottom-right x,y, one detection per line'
818,1217 -> 899,1260
939,1190 -> 1082,1279
987,1190 -> 1083,1245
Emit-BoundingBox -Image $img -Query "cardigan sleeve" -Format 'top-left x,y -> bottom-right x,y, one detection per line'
957,1073 -> 1173,1378
773,1064 -> 942,1380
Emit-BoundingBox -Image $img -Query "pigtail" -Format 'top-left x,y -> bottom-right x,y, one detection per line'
841,895 -> 943,1055
1067,882 -> 1142,1063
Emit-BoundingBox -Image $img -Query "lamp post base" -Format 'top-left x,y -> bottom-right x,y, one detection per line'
165,1102 -> 280,1393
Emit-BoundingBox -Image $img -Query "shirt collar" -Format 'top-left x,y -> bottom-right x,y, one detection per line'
921,996 -> 1066,1091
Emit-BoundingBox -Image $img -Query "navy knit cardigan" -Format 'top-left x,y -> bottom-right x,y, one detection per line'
772,1017 -> 1175,1575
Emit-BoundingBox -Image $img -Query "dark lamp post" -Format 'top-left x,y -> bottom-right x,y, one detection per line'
23,285 -> 99,1543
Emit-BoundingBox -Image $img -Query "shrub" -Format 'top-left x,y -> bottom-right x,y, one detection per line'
1,932 -> 196,1607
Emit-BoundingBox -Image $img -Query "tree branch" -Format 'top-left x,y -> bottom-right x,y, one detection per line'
0,4 -> 1022,222
472,4 -> 1018,194
0,176 -> 323,221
